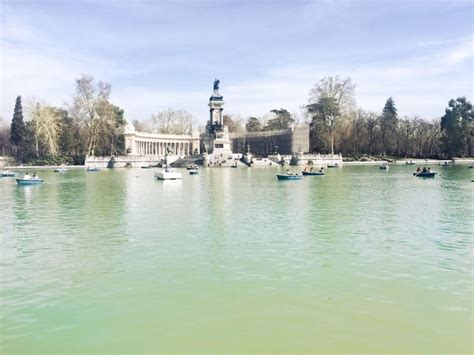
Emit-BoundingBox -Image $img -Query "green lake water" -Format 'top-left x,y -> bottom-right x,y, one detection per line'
1,165 -> 472,353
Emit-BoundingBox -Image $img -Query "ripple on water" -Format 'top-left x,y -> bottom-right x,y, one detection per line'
0,166 -> 472,352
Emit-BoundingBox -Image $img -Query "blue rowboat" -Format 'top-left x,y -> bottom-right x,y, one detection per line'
302,171 -> 324,176
277,174 -> 302,180
16,178 -> 43,185
1,172 -> 16,177
413,172 -> 436,178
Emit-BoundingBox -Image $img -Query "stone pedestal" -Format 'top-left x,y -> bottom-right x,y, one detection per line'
206,84 -> 232,156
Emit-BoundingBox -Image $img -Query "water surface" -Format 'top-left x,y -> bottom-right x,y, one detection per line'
1,165 -> 472,352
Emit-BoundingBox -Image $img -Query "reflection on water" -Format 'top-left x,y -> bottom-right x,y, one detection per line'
0,165 -> 472,353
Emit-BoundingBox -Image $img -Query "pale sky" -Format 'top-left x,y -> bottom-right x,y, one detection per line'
1,0 -> 473,124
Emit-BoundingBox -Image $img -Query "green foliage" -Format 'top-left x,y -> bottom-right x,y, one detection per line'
17,121 -> 38,163
265,109 -> 294,131
245,117 -> 262,132
59,110 -> 82,156
380,97 -> 398,155
10,96 -> 26,146
94,104 -> 126,156
223,115 -> 243,133
440,97 -> 473,157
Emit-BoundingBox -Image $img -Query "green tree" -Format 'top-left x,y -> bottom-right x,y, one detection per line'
59,110 -> 79,156
223,114 -> 244,133
380,97 -> 398,155
10,96 -> 26,148
308,97 -> 340,155
245,116 -> 262,132
265,109 -> 294,131
95,104 -> 126,156
440,97 -> 474,157
17,121 -> 37,162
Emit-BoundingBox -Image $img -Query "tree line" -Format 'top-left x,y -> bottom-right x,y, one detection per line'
1,74 -> 472,163
226,76 -> 472,158
5,75 -> 126,164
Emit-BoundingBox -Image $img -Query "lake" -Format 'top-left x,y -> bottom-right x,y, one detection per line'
1,165 -> 472,353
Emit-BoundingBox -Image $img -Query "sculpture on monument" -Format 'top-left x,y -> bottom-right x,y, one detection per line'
213,79 -> 220,94
205,78 -> 232,156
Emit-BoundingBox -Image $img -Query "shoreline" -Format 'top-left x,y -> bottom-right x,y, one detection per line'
3,158 -> 473,169
4,165 -> 86,170
344,159 -> 474,166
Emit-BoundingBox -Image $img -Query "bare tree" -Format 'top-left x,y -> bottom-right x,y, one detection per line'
70,75 -> 113,156
307,76 -> 356,155
366,112 -> 378,156
149,108 -> 195,135
28,103 -> 62,157
351,109 -> 368,156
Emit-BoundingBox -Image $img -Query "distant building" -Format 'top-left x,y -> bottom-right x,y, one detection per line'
230,125 -> 310,156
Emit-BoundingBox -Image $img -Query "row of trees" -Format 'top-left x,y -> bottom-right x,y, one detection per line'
2,74 -> 472,162
234,76 -> 472,158
132,108 -> 196,135
304,76 -> 472,158
6,75 -> 126,164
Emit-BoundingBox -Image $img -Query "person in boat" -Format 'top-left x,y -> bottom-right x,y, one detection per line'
286,169 -> 294,176
422,167 -> 427,173
310,166 -> 314,172
32,172 -> 38,179
24,172 -> 31,180
319,167 -> 324,173
416,167 -> 421,173
304,166 -> 308,172
428,167 -> 431,172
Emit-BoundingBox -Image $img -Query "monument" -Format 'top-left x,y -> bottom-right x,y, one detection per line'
205,79 -> 232,156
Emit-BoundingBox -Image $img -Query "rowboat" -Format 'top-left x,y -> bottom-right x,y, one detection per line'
277,174 -> 302,180
155,168 -> 182,180
327,163 -> 339,168
438,162 -> 452,167
380,163 -> 389,170
189,169 -> 199,175
405,161 -> 415,165
86,167 -> 100,172
1,171 -> 16,177
302,171 -> 324,176
16,178 -> 43,185
54,168 -> 68,173
413,172 -> 436,178
141,165 -> 151,169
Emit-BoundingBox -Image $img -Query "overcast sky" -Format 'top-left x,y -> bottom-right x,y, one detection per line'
1,0 -> 472,124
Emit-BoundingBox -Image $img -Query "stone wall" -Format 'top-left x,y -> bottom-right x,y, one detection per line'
84,155 -> 180,168
230,125 -> 309,156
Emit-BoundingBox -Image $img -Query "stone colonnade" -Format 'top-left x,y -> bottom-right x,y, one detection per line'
124,130 -> 200,157
133,140 -> 196,156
